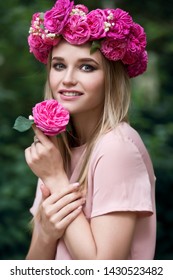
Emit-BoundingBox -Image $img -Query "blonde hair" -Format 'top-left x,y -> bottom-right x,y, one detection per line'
45,51 -> 131,190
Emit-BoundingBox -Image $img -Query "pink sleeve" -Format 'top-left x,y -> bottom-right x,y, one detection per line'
91,138 -> 153,218
30,179 -> 42,216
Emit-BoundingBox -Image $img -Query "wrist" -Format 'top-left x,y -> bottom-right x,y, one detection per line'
42,172 -> 69,193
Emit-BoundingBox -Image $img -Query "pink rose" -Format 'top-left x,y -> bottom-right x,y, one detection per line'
28,34 -> 52,64
43,35 -> 61,46
106,8 -> 133,40
44,0 -> 74,34
122,23 -> 147,64
126,50 -> 148,78
101,38 -> 127,61
32,100 -> 70,136
74,4 -> 89,14
30,12 -> 42,29
28,11 -> 62,63
29,12 -> 45,38
87,9 -> 107,40
54,0 -> 73,9
62,14 -> 90,45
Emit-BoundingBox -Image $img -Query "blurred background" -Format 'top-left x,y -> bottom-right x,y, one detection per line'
0,0 -> 173,259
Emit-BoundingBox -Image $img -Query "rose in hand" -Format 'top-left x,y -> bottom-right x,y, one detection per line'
13,99 -> 70,136
33,100 -> 69,136
14,99 -> 70,191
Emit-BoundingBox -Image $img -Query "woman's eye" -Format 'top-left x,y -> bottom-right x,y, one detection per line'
81,64 -> 95,72
52,63 -> 65,70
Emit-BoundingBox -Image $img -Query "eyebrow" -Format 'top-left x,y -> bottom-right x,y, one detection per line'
52,56 -> 100,66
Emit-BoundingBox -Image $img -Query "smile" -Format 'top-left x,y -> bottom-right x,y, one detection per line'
61,92 -> 82,96
59,89 -> 83,97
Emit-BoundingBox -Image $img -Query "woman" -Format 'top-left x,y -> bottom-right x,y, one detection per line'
25,0 -> 156,260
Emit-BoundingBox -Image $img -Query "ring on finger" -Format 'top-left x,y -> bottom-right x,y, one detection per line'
34,136 -> 40,144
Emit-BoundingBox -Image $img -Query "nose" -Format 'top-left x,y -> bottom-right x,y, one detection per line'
62,68 -> 77,87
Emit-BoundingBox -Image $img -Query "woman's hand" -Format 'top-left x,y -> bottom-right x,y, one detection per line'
25,125 -> 68,191
37,183 -> 85,243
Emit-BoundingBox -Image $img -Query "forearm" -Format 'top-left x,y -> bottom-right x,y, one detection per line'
26,230 -> 58,260
64,212 -> 97,260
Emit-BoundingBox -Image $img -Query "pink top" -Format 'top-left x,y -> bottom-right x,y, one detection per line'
30,122 -> 156,259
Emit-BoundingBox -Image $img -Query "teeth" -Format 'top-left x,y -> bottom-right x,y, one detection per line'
62,92 -> 81,96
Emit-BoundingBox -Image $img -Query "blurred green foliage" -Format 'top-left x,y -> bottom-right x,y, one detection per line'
0,0 -> 173,259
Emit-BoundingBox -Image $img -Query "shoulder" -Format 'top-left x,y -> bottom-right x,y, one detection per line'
94,122 -> 147,157
90,122 -> 155,184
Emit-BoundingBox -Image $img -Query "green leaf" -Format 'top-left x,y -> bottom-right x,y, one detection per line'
13,116 -> 34,132
90,40 -> 102,54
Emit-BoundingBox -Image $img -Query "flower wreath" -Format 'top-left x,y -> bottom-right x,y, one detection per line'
28,0 -> 148,78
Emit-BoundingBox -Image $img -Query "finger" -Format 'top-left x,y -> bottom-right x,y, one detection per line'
25,146 -> 37,166
41,191 -> 83,221
33,135 -> 41,145
40,184 -> 51,200
42,182 -> 81,206
28,142 -> 43,162
32,124 -> 51,147
51,197 -> 85,224
53,190 -> 84,212
24,147 -> 31,164
44,190 -> 84,217
55,207 -> 82,231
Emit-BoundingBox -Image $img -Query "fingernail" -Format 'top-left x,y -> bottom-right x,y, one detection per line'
72,182 -> 80,188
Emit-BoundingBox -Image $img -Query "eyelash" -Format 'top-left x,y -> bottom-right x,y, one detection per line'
52,63 -> 96,72
52,63 -> 65,70
80,64 -> 96,72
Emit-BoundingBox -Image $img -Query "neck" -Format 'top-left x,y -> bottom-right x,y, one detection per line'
70,112 -> 101,146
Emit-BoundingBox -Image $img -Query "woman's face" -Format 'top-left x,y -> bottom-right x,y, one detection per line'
49,40 -> 105,121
